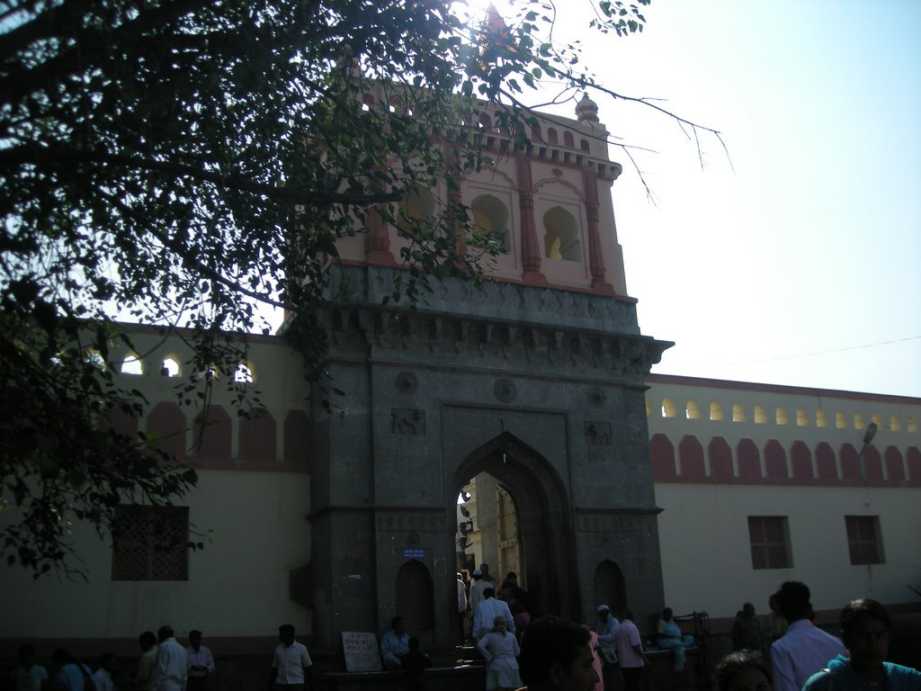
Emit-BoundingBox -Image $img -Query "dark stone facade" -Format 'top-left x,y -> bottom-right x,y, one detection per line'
306,264 -> 670,651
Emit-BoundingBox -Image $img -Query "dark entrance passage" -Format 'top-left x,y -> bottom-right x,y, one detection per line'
449,432 -> 578,629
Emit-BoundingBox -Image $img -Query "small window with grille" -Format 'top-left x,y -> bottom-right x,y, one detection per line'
112,506 -> 189,581
748,516 -> 792,569
845,516 -> 884,565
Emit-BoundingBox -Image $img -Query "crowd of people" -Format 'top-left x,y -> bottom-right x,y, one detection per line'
12,574 -> 921,691
11,624 -> 313,691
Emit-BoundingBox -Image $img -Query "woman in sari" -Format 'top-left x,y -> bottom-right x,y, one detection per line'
656,608 -> 694,672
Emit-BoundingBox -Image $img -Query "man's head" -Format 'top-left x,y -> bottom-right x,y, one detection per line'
519,617 -> 598,691
189,630 -> 202,650
456,571 -> 464,581
840,599 -> 891,668
742,603 -> 755,618
139,631 -> 157,652
158,626 -> 174,643
596,604 -> 610,621
662,607 -> 673,621
494,615 -> 508,634
775,581 -> 811,623
483,587 -> 495,600
392,616 -> 405,635
278,624 -> 296,646
480,563 -> 490,578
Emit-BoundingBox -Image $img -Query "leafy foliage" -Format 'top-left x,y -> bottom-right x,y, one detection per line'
0,0 -> 716,576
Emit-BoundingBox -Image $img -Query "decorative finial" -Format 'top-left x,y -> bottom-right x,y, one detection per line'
576,92 -> 599,123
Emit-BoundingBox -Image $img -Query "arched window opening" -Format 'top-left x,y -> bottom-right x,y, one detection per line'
870,414 -> 882,427
398,187 -> 436,236
775,408 -> 789,425
835,412 -> 848,429
543,206 -> 581,262
795,409 -> 809,427
709,402 -> 724,422
661,399 -> 677,418
234,362 -> 255,384
816,409 -> 828,428
753,405 -> 768,424
563,131 -> 574,147
580,139 -> 590,153
685,401 -> 701,420
120,353 -> 143,375
547,128 -> 558,145
908,417 -> 918,433
478,112 -> 492,130
470,194 -> 510,253
593,561 -> 626,617
396,560 -> 434,632
853,413 -> 865,430
530,122 -> 542,143
160,357 -> 181,377
889,416 -> 900,432
731,404 -> 746,423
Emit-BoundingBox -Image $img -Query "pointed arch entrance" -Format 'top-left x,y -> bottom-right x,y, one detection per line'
450,431 -> 578,622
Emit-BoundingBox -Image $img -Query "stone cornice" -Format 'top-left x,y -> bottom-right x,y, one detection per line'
319,302 -> 671,380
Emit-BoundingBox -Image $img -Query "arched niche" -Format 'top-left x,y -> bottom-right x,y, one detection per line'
593,560 -> 626,617
470,194 -> 510,253
542,206 -> 582,262
396,560 -> 435,633
398,187 -> 436,236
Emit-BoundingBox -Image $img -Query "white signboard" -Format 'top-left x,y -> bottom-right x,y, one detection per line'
341,631 -> 382,673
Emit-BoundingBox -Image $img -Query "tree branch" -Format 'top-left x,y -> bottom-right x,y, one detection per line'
0,145 -> 403,206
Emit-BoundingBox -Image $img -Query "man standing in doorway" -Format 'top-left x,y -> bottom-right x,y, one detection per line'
457,571 -> 469,642
472,587 -> 515,641
271,624 -> 313,691
470,564 -> 494,613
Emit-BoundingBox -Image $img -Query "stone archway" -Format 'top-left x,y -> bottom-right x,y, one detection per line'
450,431 -> 578,624
593,560 -> 626,617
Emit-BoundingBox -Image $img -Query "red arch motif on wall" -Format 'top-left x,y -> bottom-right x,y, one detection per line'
147,402 -> 186,462
764,440 -> 788,481
650,433 -> 676,481
790,441 -> 814,482
737,439 -> 761,482
708,437 -> 733,482
240,410 -> 277,466
815,442 -> 838,482
863,445 -> 884,484
840,444 -> 860,482
194,405 -> 232,465
906,447 -> 921,486
678,435 -> 706,482
884,446 -> 905,484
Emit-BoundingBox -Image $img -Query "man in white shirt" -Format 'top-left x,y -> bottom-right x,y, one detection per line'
469,564 -> 494,614
186,630 -> 215,691
472,587 -> 515,640
92,653 -> 116,691
770,581 -> 847,691
614,611 -> 647,691
594,605 -> 621,691
271,624 -> 313,690
152,626 -> 188,691
457,571 -> 469,642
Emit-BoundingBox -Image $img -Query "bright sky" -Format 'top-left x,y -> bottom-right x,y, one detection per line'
461,0 -> 921,398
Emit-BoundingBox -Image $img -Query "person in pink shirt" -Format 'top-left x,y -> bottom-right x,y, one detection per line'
586,628 -> 604,691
